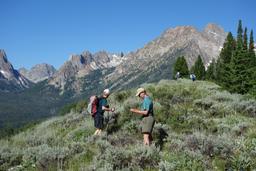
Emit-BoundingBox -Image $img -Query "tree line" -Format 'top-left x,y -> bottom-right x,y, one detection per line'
173,20 -> 256,96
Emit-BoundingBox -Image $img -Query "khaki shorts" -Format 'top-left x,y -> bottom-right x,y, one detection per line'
141,115 -> 155,134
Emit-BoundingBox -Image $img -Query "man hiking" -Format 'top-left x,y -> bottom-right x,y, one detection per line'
130,88 -> 155,145
190,73 -> 196,81
94,89 -> 115,136
175,71 -> 181,80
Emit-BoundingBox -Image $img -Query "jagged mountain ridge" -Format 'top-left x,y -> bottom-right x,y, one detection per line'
1,23 -> 226,93
19,64 -> 56,83
0,50 -> 32,92
46,23 -> 226,93
48,51 -> 124,92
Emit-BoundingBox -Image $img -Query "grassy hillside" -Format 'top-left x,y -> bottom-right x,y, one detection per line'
1,79 -> 256,170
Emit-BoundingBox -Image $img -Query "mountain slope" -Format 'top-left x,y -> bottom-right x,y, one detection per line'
1,79 -> 256,170
0,80 -> 75,131
106,23 -> 226,90
0,50 -> 32,92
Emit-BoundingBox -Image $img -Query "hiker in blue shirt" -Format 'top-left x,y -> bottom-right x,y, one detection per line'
130,88 -> 155,145
190,73 -> 196,81
94,89 -> 115,136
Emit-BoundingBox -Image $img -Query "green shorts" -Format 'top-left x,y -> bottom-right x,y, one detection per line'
141,115 -> 155,134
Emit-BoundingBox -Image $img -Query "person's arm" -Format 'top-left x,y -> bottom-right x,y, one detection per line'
103,106 -> 115,112
130,108 -> 148,116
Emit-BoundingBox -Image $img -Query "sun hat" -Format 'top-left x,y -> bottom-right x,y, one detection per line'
136,88 -> 145,97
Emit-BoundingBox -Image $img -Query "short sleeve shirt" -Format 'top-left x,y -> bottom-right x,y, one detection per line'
141,96 -> 154,116
97,97 -> 108,116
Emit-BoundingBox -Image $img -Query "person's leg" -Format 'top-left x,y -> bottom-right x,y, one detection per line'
143,133 -> 150,145
97,115 -> 104,135
94,129 -> 99,135
149,134 -> 153,144
94,115 -> 99,135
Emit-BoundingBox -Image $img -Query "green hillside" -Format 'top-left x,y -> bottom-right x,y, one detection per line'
1,79 -> 256,170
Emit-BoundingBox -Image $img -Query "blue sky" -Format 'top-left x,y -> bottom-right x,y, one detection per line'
0,0 -> 255,69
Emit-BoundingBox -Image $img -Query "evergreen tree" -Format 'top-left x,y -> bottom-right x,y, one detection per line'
173,56 -> 189,79
237,20 -> 243,46
243,27 -> 248,50
206,58 -> 217,80
192,55 -> 206,80
229,20 -> 251,94
248,29 -> 256,96
249,30 -> 256,65
215,32 -> 235,89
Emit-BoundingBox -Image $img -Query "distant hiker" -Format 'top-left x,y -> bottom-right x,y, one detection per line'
175,72 -> 181,80
92,89 -> 115,136
190,74 -> 196,81
130,88 -> 155,145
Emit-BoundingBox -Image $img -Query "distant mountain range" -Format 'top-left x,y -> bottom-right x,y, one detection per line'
0,23 -> 226,93
0,23 -> 227,129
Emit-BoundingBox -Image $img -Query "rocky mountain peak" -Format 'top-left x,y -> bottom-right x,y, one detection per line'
0,49 -> 16,79
0,49 -> 8,63
19,64 -> 56,83
203,23 -> 226,46
0,50 -> 31,91
49,50 -> 123,91
204,23 -> 224,35
164,26 -> 197,34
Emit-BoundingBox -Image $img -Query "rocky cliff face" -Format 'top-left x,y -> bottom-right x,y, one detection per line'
48,51 -> 123,91
19,64 -> 56,83
105,23 -> 226,90
0,50 -> 31,92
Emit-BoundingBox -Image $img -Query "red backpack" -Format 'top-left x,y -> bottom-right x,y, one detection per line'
87,96 -> 99,117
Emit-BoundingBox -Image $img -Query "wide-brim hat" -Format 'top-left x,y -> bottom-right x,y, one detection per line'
136,88 -> 145,97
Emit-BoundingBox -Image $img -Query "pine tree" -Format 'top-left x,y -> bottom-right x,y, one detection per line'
173,56 -> 189,79
192,55 -> 206,80
206,58 -> 217,80
237,20 -> 243,45
248,29 -> 256,96
249,30 -> 256,65
243,27 -> 248,50
229,20 -> 251,94
215,32 -> 235,88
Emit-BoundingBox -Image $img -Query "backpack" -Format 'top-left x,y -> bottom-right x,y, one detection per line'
87,96 -> 99,117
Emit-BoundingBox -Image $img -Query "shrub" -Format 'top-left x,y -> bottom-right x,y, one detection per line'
114,90 -> 132,103
93,143 -> 160,170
